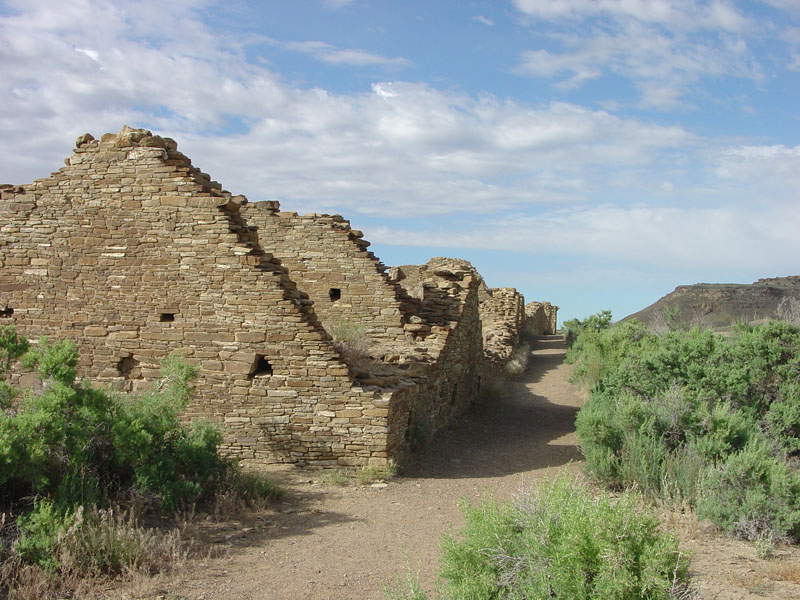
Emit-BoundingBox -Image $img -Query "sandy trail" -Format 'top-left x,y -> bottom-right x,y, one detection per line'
169,335 -> 580,600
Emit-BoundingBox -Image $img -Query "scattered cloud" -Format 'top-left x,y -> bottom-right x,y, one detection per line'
370,200 -> 800,274
322,0 -> 355,8
474,15 -> 494,27
512,0 -> 749,31
511,0 -> 784,110
283,40 -> 411,67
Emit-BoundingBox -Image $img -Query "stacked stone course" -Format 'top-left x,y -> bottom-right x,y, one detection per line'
525,301 -> 559,336
479,286 -> 527,375
1,126 -> 556,468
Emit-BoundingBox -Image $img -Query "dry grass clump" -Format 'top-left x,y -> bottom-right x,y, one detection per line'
766,559 -> 800,584
503,343 -> 531,378
1,506 -> 190,600
355,461 -> 397,485
326,320 -> 373,374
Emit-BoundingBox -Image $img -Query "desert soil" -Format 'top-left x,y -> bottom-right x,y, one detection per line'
111,335 -> 799,600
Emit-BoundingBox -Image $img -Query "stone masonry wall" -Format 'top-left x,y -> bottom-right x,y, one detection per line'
0,127 -> 398,467
0,127 -> 492,469
525,301 -> 559,336
243,210 -> 487,463
243,205 -> 417,359
387,258 -> 484,456
479,286 -> 526,375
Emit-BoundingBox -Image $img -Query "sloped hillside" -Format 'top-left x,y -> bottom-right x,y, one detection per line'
623,276 -> 800,329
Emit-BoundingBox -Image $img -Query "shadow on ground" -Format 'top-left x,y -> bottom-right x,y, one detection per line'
404,335 -> 583,480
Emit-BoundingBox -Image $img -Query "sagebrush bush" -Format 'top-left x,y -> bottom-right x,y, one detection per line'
0,325 -> 281,594
696,438 -> 800,542
569,314 -> 800,543
391,475 -> 692,600
0,337 -> 228,512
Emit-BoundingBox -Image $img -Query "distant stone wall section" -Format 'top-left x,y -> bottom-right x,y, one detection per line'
525,301 -> 559,335
479,286 -> 526,375
387,258 -> 484,454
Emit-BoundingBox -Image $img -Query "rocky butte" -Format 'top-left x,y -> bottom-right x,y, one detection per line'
0,127 -> 557,469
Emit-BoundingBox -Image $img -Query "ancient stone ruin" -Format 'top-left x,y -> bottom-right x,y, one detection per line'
0,127 -> 557,468
525,301 -> 559,336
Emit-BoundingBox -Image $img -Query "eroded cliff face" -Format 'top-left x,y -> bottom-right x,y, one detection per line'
623,276 -> 800,330
0,126 -> 557,468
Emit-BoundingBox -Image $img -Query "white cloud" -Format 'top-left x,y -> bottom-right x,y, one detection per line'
512,1 -> 783,110
714,144 -> 800,186
0,1 -> 695,215
512,0 -> 749,31
283,40 -> 411,67
0,0 -> 797,286
474,15 -> 495,27
370,201 -> 800,273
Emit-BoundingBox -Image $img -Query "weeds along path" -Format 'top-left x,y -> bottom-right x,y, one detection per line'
163,335 -> 582,600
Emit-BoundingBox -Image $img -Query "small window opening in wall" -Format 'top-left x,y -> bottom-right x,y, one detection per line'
249,354 -> 273,378
329,288 -> 341,302
159,313 -> 175,322
0,307 -> 12,318
117,356 -> 140,379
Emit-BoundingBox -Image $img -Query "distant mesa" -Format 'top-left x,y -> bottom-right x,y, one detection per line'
623,276 -> 800,330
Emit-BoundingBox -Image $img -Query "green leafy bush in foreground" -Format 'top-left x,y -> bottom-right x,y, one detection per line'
390,475 -> 691,600
569,313 -> 800,543
0,324 -> 282,586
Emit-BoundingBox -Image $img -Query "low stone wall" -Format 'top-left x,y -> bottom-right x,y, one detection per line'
479,286 -> 526,378
525,301 -> 559,336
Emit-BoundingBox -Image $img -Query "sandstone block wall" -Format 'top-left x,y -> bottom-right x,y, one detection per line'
1,127 -> 494,469
0,127 -> 395,467
525,301 -> 559,336
479,286 -> 527,374
388,258 -> 484,453
243,205 -> 416,358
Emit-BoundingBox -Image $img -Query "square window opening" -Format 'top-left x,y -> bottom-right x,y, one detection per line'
117,356 -> 141,379
159,313 -> 176,322
0,307 -> 12,318
329,288 -> 341,302
249,354 -> 273,378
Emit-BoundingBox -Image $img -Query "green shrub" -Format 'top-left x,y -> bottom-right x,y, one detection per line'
697,439 -> 800,542
392,475 -> 692,600
13,500 -> 70,572
570,316 -> 800,543
0,337 -> 228,512
0,325 -> 282,586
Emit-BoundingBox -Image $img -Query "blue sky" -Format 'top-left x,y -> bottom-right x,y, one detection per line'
1,0 -> 799,324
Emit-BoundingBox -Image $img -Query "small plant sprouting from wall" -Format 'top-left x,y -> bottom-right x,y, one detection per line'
326,319 -> 371,372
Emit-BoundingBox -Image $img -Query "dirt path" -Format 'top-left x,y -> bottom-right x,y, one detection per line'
119,336 -> 800,600
151,335 -> 579,600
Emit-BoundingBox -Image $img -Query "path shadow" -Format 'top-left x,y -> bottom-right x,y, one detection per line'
404,335 -> 583,480
180,485 -> 361,557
